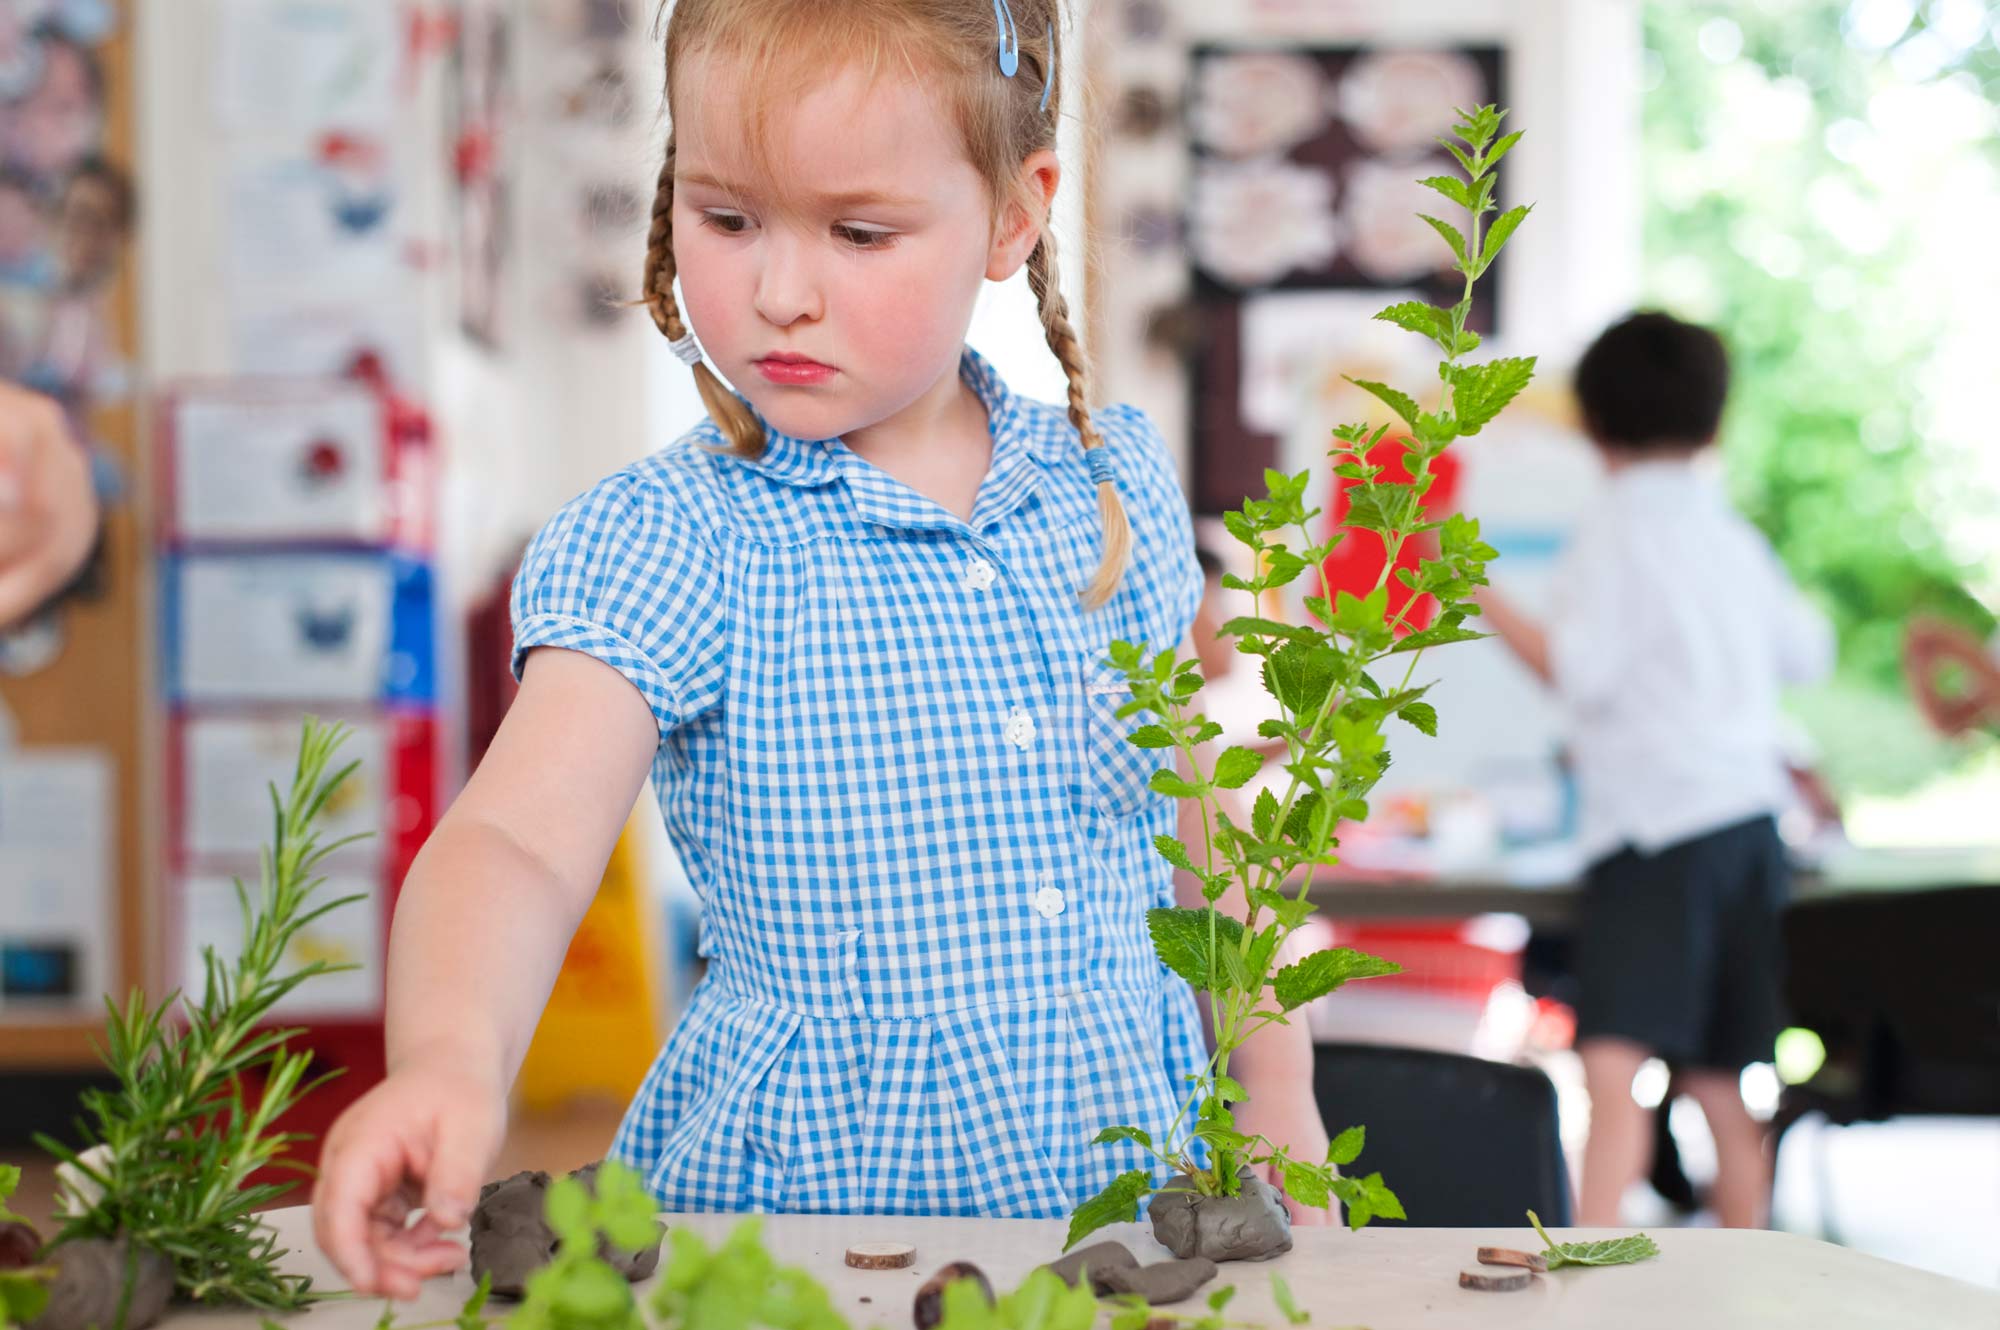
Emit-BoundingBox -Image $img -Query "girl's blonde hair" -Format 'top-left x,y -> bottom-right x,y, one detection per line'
642,0 -> 1129,607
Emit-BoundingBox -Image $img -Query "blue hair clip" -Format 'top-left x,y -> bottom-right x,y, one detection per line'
993,0 -> 1056,112
1086,446 -> 1117,487
1040,20 -> 1056,112
993,0 -> 1019,76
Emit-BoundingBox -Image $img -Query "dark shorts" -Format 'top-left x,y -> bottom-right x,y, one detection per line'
1575,815 -> 1788,1071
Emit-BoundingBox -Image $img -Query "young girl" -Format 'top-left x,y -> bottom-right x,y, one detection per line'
313,0 -> 1325,1297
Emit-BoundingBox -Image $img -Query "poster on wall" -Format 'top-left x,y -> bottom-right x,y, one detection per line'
0,1 -> 133,673
1182,44 -> 1505,514
0,746 -> 113,1019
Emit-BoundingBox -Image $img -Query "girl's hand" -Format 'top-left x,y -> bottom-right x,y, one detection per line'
1234,1084 -> 1336,1227
311,1053 -> 507,1299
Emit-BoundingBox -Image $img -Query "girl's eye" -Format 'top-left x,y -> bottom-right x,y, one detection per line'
701,210 -> 753,235
834,223 -> 898,250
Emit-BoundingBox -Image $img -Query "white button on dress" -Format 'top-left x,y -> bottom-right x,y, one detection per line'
1034,885 -> 1067,919
964,556 -> 998,592
1003,706 -> 1037,750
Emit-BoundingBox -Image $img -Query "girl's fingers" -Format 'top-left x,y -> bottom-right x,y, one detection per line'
317,1132 -> 424,1294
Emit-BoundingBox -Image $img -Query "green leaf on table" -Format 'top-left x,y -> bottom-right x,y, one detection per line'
456,1273 -> 494,1330
1208,1284 -> 1237,1314
1273,948 -> 1403,1009
1271,1273 -> 1311,1326
1065,1170 -> 1154,1250
1148,908 -> 1245,991
1528,1211 -> 1661,1269
591,1161 -> 661,1252
1328,1124 -> 1366,1167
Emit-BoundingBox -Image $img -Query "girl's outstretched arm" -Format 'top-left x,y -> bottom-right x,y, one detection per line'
312,647 -> 659,1297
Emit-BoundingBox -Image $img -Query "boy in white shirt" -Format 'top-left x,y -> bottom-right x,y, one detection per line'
1477,311 -> 1834,1228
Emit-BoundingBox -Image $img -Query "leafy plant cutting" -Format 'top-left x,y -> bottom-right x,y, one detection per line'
26,718 -> 368,1330
1068,104 -> 1534,1258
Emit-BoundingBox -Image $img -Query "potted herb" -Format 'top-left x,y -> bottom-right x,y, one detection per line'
1066,105 -> 1535,1260
20,719 -> 368,1330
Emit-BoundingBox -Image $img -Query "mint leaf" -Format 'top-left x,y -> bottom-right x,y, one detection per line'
1417,213 -> 1469,266
1345,377 -> 1421,430
1417,174 -> 1475,210
1328,1124 -> 1365,1167
1477,204 -> 1532,275
1262,641 -> 1342,717
1065,1171 -> 1153,1250
1092,1125 -> 1155,1150
1271,1273 -> 1311,1325
1128,724 -> 1176,749
1278,1157 -> 1332,1210
1528,1210 -> 1661,1269
1273,947 -> 1402,1009
1211,746 -> 1263,790
1453,356 -> 1537,434
1399,701 -> 1439,737
1252,788 -> 1279,839
1148,769 -> 1201,799
1153,834 -> 1195,872
1149,907 -> 1245,991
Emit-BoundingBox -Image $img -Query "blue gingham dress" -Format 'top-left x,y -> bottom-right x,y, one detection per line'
510,347 -> 1210,1217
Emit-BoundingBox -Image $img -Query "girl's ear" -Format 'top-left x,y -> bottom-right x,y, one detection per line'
987,149 -> 1061,281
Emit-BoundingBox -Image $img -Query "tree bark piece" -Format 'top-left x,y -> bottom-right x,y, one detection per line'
1476,1246 -> 1548,1272
845,1242 -> 918,1270
1459,1267 -> 1533,1292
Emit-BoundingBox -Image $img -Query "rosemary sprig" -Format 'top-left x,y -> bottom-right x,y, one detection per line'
34,718 -> 369,1315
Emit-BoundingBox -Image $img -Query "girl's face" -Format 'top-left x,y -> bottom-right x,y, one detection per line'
672,59 -> 1037,444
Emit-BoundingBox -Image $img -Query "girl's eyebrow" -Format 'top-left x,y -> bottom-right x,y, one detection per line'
678,170 -> 925,212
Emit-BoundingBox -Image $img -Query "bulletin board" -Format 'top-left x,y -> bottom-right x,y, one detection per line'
1080,1 -> 1629,874
0,0 -> 148,1063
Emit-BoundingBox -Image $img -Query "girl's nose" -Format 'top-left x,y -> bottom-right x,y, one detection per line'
753,232 -> 824,328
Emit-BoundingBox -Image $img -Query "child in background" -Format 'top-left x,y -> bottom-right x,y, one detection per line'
1476,311 -> 1834,1228
312,0 -> 1327,1299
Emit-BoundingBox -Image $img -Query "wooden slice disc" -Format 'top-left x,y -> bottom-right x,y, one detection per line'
1459,1267 -> 1533,1292
845,1242 -> 918,1269
1476,1246 -> 1549,1272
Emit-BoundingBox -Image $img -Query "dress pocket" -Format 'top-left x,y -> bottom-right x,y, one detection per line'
1081,655 -> 1173,820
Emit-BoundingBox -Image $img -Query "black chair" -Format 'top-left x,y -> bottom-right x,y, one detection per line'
1311,1042 -> 1573,1226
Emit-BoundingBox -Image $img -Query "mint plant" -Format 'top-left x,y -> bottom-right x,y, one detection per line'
34,718 -> 368,1316
1068,105 -> 1533,1249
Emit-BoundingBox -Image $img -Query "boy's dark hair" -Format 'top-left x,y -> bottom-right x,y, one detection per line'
1573,311 -> 1730,451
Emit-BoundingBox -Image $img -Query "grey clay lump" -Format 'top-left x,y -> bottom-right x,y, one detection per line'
25,1238 -> 175,1330
1147,1169 -> 1293,1262
1094,1257 -> 1221,1305
1039,1241 -> 1140,1291
469,1163 -> 663,1300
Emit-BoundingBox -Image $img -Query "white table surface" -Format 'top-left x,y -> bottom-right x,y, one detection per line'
160,1208 -> 2000,1330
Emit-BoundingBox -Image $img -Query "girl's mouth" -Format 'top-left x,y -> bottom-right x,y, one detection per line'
754,354 -> 836,386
